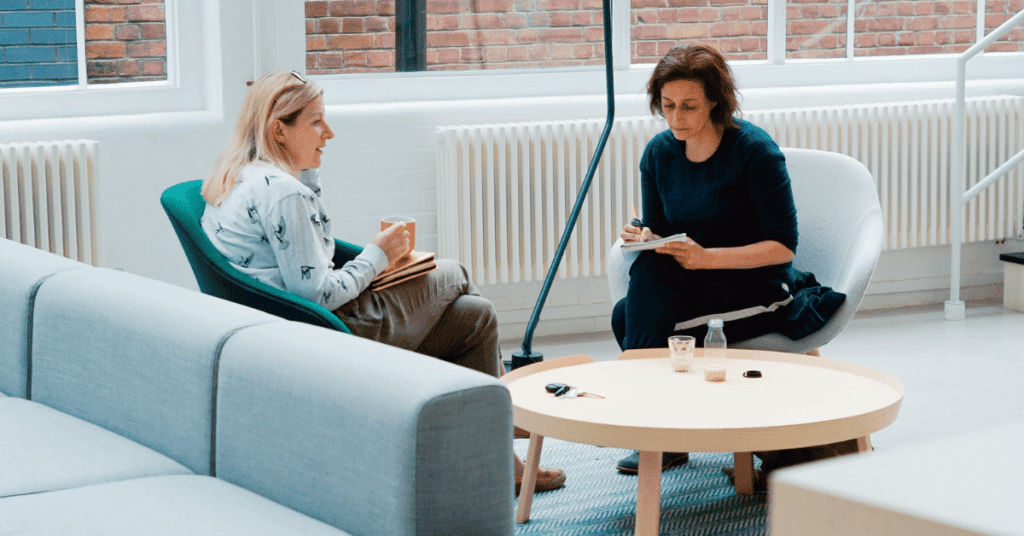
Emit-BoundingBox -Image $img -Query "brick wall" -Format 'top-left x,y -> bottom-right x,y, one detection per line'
84,0 -> 166,84
0,0 -> 78,88
306,0 -> 607,73
307,0 -> 1024,73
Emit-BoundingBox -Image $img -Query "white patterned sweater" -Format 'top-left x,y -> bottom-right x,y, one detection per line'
202,162 -> 387,311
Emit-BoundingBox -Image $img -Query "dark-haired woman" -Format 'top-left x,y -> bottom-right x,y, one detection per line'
610,44 -> 856,482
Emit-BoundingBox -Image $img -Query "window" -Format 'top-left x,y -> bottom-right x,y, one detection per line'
0,0 -> 167,90
305,0 -> 608,73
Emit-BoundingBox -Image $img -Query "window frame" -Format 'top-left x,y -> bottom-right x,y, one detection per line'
0,0 -> 210,122
312,0 -> 1024,106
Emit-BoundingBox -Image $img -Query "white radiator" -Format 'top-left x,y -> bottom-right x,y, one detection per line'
437,96 -> 1024,285
0,140 -> 103,266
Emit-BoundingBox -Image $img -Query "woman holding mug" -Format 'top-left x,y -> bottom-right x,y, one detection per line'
201,70 -> 564,495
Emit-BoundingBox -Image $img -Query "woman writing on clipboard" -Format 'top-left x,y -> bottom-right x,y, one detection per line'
611,44 -> 800,475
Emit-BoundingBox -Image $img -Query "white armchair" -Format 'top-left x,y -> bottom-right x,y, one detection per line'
607,147 -> 884,354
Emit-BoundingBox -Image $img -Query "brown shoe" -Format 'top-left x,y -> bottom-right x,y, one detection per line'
514,466 -> 566,496
513,425 -> 531,439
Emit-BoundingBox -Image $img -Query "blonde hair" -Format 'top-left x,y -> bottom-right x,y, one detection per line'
203,71 -> 324,206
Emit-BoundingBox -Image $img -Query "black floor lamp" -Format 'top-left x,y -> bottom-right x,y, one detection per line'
511,0 -> 616,370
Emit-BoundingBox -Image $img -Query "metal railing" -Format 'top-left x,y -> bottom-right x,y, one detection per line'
945,8 -> 1024,321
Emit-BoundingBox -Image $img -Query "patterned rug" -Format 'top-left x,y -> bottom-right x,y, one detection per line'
512,438 -> 767,536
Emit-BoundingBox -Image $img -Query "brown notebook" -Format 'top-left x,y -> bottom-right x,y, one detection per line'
370,251 -> 437,291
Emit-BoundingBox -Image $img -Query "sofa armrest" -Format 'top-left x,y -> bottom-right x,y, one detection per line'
214,322 -> 513,536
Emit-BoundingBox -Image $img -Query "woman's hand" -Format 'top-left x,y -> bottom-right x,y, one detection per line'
371,222 -> 411,267
656,236 -> 711,269
621,223 -> 660,243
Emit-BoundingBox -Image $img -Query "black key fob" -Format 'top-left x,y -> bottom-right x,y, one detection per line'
545,383 -> 567,393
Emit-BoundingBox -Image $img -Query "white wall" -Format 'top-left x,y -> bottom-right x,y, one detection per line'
2,1 -> 1021,341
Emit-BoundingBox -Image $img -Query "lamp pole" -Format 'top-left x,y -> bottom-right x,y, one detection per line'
511,0 -> 616,369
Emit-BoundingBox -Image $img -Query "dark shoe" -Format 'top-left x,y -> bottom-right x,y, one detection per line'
722,466 -> 767,493
515,466 -> 566,496
616,451 -> 689,474
513,425 -> 531,439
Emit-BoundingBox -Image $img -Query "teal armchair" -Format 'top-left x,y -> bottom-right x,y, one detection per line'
160,180 -> 358,333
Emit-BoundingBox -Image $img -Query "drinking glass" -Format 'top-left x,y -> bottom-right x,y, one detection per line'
668,335 -> 695,372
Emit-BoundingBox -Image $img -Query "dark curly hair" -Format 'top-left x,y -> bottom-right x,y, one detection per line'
647,44 -> 739,128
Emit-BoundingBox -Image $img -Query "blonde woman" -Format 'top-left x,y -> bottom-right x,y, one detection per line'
201,71 -> 564,495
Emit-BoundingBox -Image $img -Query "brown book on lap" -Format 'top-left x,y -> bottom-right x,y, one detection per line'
371,261 -> 437,291
370,251 -> 436,291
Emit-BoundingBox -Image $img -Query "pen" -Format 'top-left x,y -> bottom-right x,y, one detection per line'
630,205 -> 643,229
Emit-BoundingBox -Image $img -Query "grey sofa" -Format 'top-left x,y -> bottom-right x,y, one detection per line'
0,238 -> 513,535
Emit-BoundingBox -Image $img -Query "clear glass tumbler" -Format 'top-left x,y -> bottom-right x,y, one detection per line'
668,335 -> 695,372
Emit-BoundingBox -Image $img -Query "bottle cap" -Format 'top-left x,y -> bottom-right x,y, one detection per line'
708,318 -> 723,328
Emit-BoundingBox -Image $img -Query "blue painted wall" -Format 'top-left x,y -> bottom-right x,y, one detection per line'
0,0 -> 77,88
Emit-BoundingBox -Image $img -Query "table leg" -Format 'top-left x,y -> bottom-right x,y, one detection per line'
733,452 -> 755,495
515,433 -> 544,523
635,450 -> 662,536
857,434 -> 872,453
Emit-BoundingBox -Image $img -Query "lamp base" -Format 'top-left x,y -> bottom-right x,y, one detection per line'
511,350 -> 544,370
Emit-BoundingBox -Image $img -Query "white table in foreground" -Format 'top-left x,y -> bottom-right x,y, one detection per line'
771,423 -> 1024,535
507,348 -> 905,536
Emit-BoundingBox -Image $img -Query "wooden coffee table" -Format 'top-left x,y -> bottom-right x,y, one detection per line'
504,348 -> 905,536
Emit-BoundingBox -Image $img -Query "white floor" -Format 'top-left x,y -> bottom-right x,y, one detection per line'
500,300 -> 1024,451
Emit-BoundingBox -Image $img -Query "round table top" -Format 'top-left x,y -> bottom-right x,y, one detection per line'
506,348 -> 905,452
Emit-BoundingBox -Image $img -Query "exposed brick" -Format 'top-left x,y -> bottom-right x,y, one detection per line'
116,58 -> 139,75
327,33 -> 375,49
317,52 -> 345,69
517,28 -> 539,43
572,11 -> 594,25
474,0 -> 515,11
426,30 -> 471,47
538,27 -> 582,42
139,22 -> 164,39
315,18 -> 340,33
667,23 -> 708,39
140,57 -> 163,75
790,19 -> 828,35
538,0 -> 579,9
425,0 -> 461,14
364,17 -> 389,31
342,18 -> 363,33
126,39 -> 163,57
307,35 -> 327,51
550,42 -> 573,58
86,41 -> 125,58
573,43 -> 593,58
710,21 -> 749,37
506,44 -> 529,60
306,19 -> 316,33
505,13 -> 527,28
306,1 -> 328,17
87,60 -> 117,77
460,47 -> 483,61
85,5 -> 127,23
344,50 -> 367,66
483,47 -> 505,62
699,7 -> 720,21
435,47 -> 460,63
634,24 -> 667,40
114,24 -> 140,40
528,12 -> 549,26
550,12 -> 572,26
127,4 -> 163,21
329,0 -> 375,16
367,49 -> 391,66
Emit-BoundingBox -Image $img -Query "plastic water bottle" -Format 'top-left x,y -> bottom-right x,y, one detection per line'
704,318 -> 727,381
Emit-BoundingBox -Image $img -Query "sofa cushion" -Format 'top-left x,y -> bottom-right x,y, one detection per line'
0,398 -> 192,498
29,267 -> 283,476
0,238 -> 85,398
215,322 -> 514,536
0,475 -> 351,535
